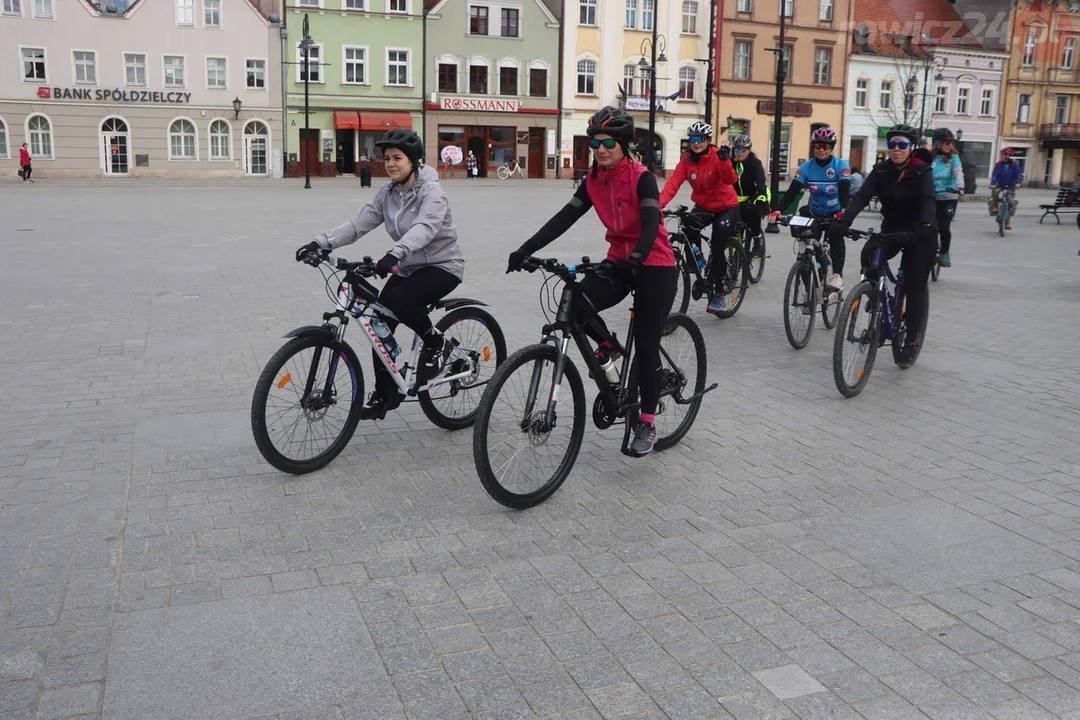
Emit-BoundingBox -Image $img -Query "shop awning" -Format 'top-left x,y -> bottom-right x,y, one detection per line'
334,111 -> 360,130
358,112 -> 413,131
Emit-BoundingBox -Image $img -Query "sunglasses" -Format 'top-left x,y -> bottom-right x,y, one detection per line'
812,143 -> 832,151
588,137 -> 618,150
687,135 -> 708,144
887,140 -> 912,150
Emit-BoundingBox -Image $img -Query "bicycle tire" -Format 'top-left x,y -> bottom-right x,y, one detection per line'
251,335 -> 364,475
783,260 -> 815,349
498,166 -> 510,180
891,285 -> 929,368
746,228 -> 766,284
819,254 -> 841,330
832,281 -> 879,399
472,344 -> 587,509
931,261 -> 940,282
714,239 -> 750,319
675,250 -> 692,316
419,306 -> 508,431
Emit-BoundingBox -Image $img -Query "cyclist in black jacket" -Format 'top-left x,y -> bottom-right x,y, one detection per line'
828,123 -> 937,369
730,135 -> 770,253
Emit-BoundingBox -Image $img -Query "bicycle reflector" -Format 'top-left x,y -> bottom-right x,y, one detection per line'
277,373 -> 292,389
483,347 -> 491,362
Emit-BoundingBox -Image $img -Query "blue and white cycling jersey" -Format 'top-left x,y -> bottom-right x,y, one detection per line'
794,156 -> 851,216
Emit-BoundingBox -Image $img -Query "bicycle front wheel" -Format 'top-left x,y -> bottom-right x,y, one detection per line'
498,166 -> 510,180
714,239 -> 751,319
783,260 -> 815,350
251,335 -> 364,474
746,229 -> 766,284
472,344 -> 587,509
833,281 -> 880,398
820,255 -> 842,330
419,306 -> 508,430
674,241 -> 692,315
891,285 -> 929,368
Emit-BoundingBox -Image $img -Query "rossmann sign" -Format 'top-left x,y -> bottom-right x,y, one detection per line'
36,87 -> 192,104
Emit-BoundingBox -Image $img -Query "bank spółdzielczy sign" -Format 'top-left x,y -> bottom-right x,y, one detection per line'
37,87 -> 192,104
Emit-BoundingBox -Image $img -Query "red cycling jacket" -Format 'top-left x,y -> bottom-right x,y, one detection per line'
659,146 -> 739,213
585,158 -> 675,267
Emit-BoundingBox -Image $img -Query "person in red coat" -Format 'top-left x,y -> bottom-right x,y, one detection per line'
659,121 -> 739,314
19,143 -> 33,183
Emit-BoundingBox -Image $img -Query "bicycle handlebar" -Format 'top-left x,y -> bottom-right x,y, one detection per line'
842,228 -> 913,243
303,249 -> 399,277
518,255 -> 612,278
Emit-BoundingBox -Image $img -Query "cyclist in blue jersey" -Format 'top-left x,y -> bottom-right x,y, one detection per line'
929,128 -> 964,267
767,127 -> 851,293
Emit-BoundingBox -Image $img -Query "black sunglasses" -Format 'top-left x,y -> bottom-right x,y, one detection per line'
588,137 -> 618,150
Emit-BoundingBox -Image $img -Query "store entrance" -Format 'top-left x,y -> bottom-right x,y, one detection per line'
467,135 -> 487,178
335,130 -> 355,175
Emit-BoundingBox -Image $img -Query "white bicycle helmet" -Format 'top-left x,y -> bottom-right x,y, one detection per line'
687,121 -> 713,138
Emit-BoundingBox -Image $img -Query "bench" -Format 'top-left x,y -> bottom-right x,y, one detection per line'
571,169 -> 587,187
1038,187 -> 1080,224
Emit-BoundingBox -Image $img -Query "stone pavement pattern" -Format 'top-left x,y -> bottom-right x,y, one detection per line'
1,178 -> 1079,720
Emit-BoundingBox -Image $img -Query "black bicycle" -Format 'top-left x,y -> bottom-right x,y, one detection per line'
740,203 -> 768,284
472,256 -> 715,509
776,214 -> 843,349
252,251 -> 506,474
662,205 -> 751,318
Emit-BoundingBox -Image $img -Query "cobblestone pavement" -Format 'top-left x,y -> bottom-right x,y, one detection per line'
1,177 -> 1079,720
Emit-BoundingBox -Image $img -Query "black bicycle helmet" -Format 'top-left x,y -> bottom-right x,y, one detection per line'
886,123 -> 919,144
375,128 -> 424,166
731,135 -> 753,150
932,127 -> 956,143
586,106 -> 635,143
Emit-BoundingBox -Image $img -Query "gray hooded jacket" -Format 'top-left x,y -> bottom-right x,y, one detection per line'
314,165 -> 464,280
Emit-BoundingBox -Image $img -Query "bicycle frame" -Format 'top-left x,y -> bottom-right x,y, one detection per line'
866,246 -> 904,343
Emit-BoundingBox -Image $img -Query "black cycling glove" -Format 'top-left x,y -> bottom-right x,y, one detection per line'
295,241 -> 322,262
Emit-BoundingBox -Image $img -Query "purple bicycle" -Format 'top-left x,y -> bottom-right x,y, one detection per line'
832,227 -> 928,398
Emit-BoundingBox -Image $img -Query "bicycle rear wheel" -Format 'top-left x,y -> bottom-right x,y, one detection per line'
498,166 -> 510,180
472,344 -> 587,509
713,239 -> 750,319
783,259 -> 815,349
833,281 -> 880,398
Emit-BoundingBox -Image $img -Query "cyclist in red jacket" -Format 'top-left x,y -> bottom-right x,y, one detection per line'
659,121 -> 739,315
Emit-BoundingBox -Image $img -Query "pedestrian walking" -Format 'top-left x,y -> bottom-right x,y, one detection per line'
19,143 -> 33,183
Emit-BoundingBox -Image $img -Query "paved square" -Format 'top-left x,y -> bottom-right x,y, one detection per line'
1,177 -> 1080,719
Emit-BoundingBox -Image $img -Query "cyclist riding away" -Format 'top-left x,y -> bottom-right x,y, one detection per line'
828,123 -> 937,369
658,121 -> 740,315
930,127 -> 964,267
767,127 -> 851,293
990,147 -> 1023,230
731,134 -> 770,258
506,106 -> 677,457
295,128 -> 465,420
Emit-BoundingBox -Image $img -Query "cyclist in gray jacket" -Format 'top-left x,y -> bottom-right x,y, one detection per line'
296,129 -> 464,420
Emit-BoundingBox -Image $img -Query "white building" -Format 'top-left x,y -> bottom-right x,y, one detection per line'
0,0 -> 284,178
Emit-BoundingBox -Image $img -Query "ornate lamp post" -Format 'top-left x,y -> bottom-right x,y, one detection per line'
639,34 -> 667,173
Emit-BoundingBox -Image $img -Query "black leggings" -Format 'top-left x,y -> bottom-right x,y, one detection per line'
799,206 -> 845,275
859,230 -> 935,345
372,266 -> 460,392
21,164 -> 32,181
739,202 -> 768,237
936,200 -> 957,254
683,205 -> 739,287
579,265 -> 678,415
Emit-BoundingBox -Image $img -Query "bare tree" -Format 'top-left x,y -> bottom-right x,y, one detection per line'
871,50 -> 942,136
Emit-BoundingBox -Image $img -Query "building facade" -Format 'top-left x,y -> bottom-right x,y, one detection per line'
0,0 -> 284,178
560,0 -> 714,174
424,0 -> 561,178
715,0 -> 853,183
999,0 -> 1080,187
283,0 -> 423,179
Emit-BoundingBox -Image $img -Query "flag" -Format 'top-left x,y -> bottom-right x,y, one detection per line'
644,83 -> 650,100
617,83 -> 627,98
666,89 -> 682,101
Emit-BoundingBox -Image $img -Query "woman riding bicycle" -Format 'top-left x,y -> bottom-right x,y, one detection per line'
295,128 -> 465,420
990,147 -> 1023,230
506,106 -> 677,458
929,127 -> 964,267
730,134 -> 770,257
767,127 -> 851,293
658,121 -> 740,315
828,123 -> 937,369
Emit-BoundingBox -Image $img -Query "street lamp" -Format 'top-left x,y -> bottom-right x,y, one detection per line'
765,2 -> 788,208
917,55 -> 947,141
639,34 -> 667,174
232,96 -> 242,120
299,14 -> 314,189
693,0 -> 719,126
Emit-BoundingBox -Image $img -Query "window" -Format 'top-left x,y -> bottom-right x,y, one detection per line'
734,41 -> 751,80
32,0 -> 51,17
438,62 -> 457,93
814,47 -> 831,85
469,63 -> 488,93
470,6 -> 488,34
980,87 -> 993,115
387,49 -> 409,86
0,119 -> 7,157
642,0 -> 653,30
207,57 -> 227,88
1017,93 -> 1032,123
1064,36 -> 1077,68
298,44 -> 322,83
880,80 -> 892,109
623,63 -> 638,96
246,59 -> 265,89
343,47 -> 366,84
956,85 -> 970,114
3,0 -> 22,14
28,115 -> 52,157
388,0 -> 406,12
21,47 -> 46,81
296,0 -> 319,5
501,8 -> 519,36
783,0 -> 793,17
169,118 -> 196,159
625,0 -> 636,27
934,84 -> 948,113
819,0 -> 831,21
682,0 -> 698,33
1023,30 -> 1036,66
904,79 -> 916,110
854,77 -> 867,108
579,0 -> 595,25
345,0 -> 364,7
781,44 -> 792,80
679,66 -> 697,99
737,0 -> 751,11
204,0 -> 220,26
165,56 -> 185,87
528,65 -> 547,97
499,65 -> 517,95
209,119 -> 230,159
1055,94 -> 1069,124
73,51 -> 96,84
577,59 -> 596,95
124,53 -> 146,86
177,0 -> 193,24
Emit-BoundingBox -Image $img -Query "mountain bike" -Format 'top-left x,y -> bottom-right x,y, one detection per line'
472,256 -> 715,509
252,251 -> 506,475
832,228 -> 928,398
775,215 -> 843,349
990,186 -> 1010,237
497,160 -> 525,180
662,205 -> 751,318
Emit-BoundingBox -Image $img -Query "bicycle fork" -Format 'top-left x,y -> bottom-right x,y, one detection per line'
519,334 -> 572,435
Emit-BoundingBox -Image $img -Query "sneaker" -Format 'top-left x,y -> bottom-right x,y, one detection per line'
416,333 -> 449,387
826,273 -> 843,293
938,252 -> 951,267
895,342 -> 918,369
357,390 -> 403,420
1005,220 -> 1012,230
706,293 -> 725,316
626,420 -> 656,457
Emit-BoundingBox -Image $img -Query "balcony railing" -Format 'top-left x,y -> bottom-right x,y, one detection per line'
1040,123 -> 1080,140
